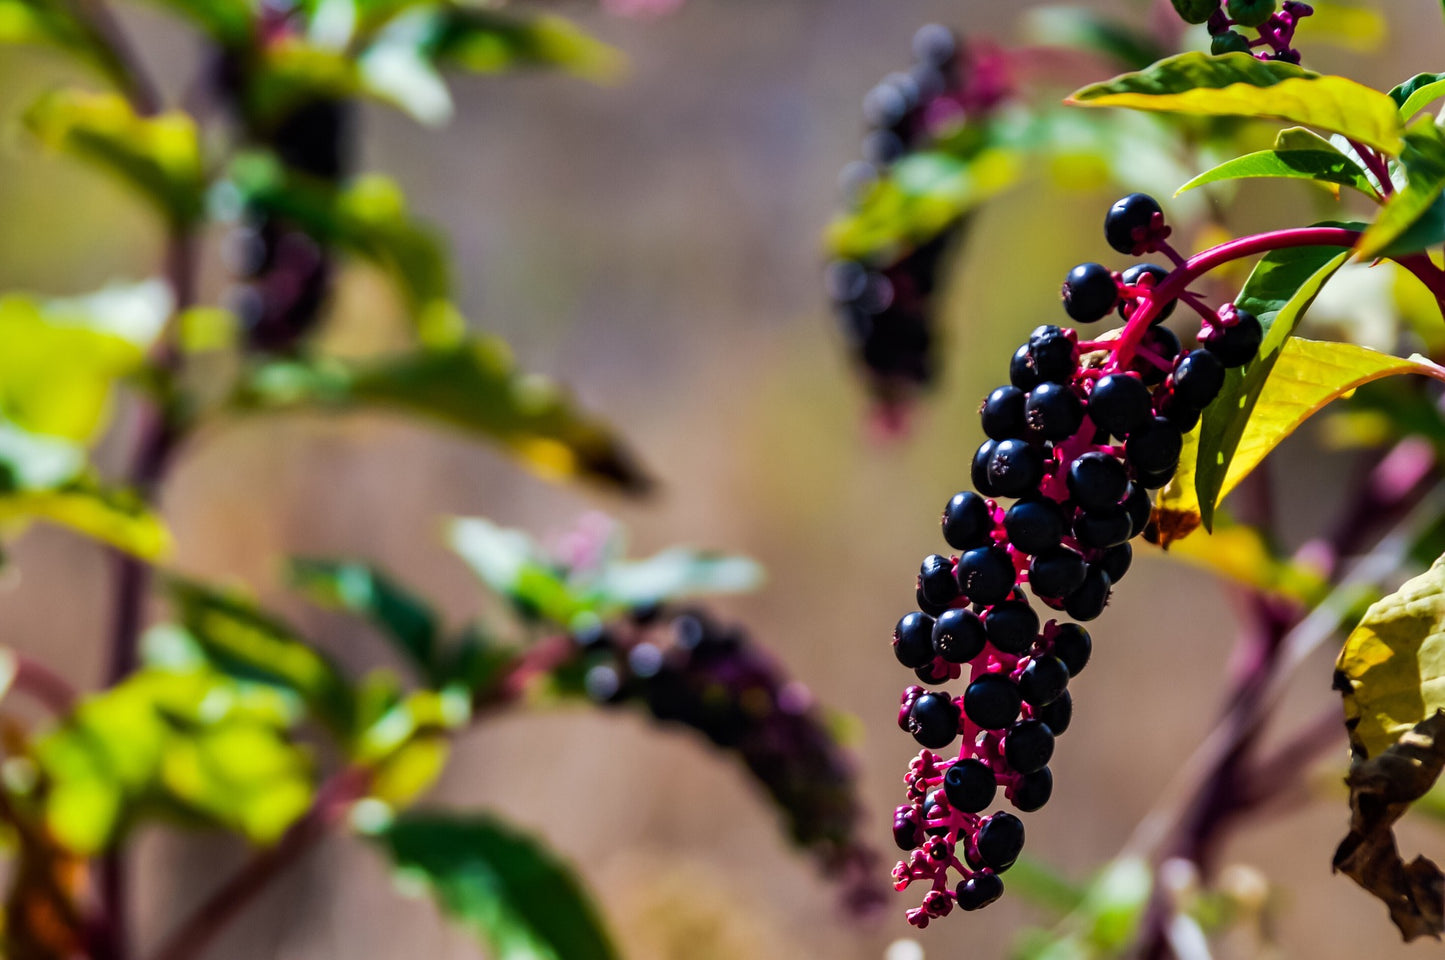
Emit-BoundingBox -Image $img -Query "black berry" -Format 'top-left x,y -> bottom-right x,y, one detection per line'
1205,309 -> 1263,367
1105,193 -> 1162,255
963,673 -> 1022,729
1227,0 -> 1276,27
984,600 -> 1039,655
1051,623 -> 1092,677
977,812 -> 1025,870
894,808 -> 923,850
956,873 -> 1004,910
987,438 -> 1044,497
1087,373 -> 1153,438
1012,767 -> 1053,812
1172,0 -> 1220,22
972,440 -> 1001,497
1125,417 -> 1183,476
943,758 -> 997,812
908,691 -> 961,749
1073,508 -> 1132,550
1003,719 -> 1055,774
1173,349 -> 1225,409
957,546 -> 1016,605
1063,566 -> 1112,621
1067,452 -> 1129,512
1035,689 -> 1072,736
1005,497 -> 1066,555
919,554 -> 960,607
1009,344 -> 1041,391
893,611 -> 937,668
933,607 -> 987,663
1099,542 -> 1133,584
1062,262 -> 1118,323
1024,382 -> 1084,440
1018,654 -> 1069,706
1028,325 -> 1077,382
981,385 -> 1027,440
943,490 -> 994,551
916,661 -> 951,684
1029,547 -> 1087,599
1122,483 -> 1152,536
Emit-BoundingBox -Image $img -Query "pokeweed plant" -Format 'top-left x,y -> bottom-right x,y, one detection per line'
845,0 -> 1445,953
0,2 -> 881,960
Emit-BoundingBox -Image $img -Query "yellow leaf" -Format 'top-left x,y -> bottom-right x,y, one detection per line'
1158,340 -> 1445,540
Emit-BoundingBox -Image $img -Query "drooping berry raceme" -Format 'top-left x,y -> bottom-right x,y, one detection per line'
1167,0 -> 1314,63
886,193 -> 1332,927
826,26 -> 1017,417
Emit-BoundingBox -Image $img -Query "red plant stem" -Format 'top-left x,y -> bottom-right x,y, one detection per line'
145,770 -> 371,960
1350,140 -> 1395,198
11,653 -> 79,716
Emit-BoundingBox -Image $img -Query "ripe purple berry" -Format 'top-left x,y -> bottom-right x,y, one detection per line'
1204,308 -> 1263,368
943,490 -> 994,551
933,607 -> 987,663
908,691 -> 961,748
1018,655 -> 1070,706
1050,623 -> 1092,677
987,438 -> 1044,497
1024,382 -> 1084,440
943,758 -> 997,812
1087,373 -> 1153,438
1105,194 -> 1163,255
963,673 -> 1022,729
956,546 -> 1016,605
919,553 -> 961,607
977,812 -> 1025,870
956,873 -> 1004,910
1035,689 -> 1072,735
1067,451 -> 1130,513
1004,497 -> 1066,555
981,385 -> 1027,440
1173,348 -> 1226,409
1003,719 -> 1055,774
1012,767 -> 1053,812
1064,567 -> 1112,622
893,611 -> 937,668
1029,547 -> 1087,599
984,600 -> 1040,655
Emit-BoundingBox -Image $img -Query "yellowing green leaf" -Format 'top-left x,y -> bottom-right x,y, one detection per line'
369,735 -> 449,808
25,89 -> 206,223
433,10 -> 625,85
1068,52 -> 1404,155
1162,520 -> 1328,604
237,340 -> 653,495
1178,340 -> 1445,537
0,282 -> 167,443
0,480 -> 172,560
1390,72 -> 1445,122
1357,119 -> 1445,259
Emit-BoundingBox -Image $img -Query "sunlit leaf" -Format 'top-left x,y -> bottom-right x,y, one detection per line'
289,558 -> 440,679
1390,72 -> 1445,122
1188,339 -> 1445,535
35,667 -> 310,853
236,341 -> 653,494
1357,119 -> 1445,259
0,478 -> 172,559
0,282 -> 167,443
1195,246 -> 1351,529
1175,131 -> 1375,197
164,578 -> 356,736
446,517 -> 580,625
1068,52 -> 1404,155
25,89 -> 206,223
432,9 -> 624,84
1162,519 -> 1329,604
376,811 -> 620,960
1334,556 -> 1445,939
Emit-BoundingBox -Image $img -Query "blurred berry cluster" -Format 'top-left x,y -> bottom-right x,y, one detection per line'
577,604 -> 881,911
826,25 -> 1013,418
1171,0 -> 1314,62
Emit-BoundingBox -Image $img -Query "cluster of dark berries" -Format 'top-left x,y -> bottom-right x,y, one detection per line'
576,604 -> 881,911
888,193 -> 1266,927
826,25 -> 1013,414
215,10 -> 352,353
1170,0 -> 1313,62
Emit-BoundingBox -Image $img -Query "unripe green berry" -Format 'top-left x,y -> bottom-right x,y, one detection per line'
1226,0 -> 1276,27
1211,30 -> 1252,55
1171,0 -> 1219,24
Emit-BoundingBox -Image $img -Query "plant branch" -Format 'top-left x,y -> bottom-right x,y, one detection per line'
145,769 -> 370,960
65,0 -> 162,115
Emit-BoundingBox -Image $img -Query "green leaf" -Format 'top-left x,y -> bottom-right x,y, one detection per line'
1357,119 -> 1445,259
1390,73 -> 1445,121
0,477 -> 172,559
25,89 -> 206,223
1187,339 -> 1445,533
163,578 -> 356,737
376,811 -> 619,960
288,558 -> 440,679
0,281 -> 168,442
431,10 -> 624,84
223,156 -> 457,342
1067,52 -> 1405,155
1194,245 -> 1351,529
1021,7 -> 1167,71
0,1 -> 131,88
35,667 -> 311,853
236,341 -> 653,495
445,517 -> 580,625
1176,127 -> 1375,197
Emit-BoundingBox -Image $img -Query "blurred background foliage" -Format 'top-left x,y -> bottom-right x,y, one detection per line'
4,1 -> 1445,959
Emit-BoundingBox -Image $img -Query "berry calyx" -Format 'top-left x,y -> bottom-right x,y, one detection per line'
1104,193 -> 1164,255
1062,262 -> 1118,323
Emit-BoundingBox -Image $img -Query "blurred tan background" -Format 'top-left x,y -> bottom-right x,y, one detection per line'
3,1 -> 1445,957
